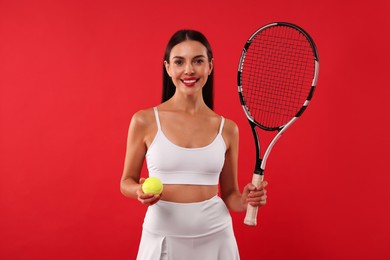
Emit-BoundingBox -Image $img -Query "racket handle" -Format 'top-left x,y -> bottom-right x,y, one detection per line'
244,174 -> 264,226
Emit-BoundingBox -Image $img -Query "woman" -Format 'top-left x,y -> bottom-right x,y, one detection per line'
120,29 -> 267,260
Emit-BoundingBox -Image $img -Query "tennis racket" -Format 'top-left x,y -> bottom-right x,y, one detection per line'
238,22 -> 319,226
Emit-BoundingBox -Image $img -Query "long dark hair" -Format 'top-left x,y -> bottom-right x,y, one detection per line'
162,29 -> 214,110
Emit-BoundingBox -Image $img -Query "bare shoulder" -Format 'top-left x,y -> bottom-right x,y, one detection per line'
221,117 -> 239,150
223,118 -> 239,136
131,108 -> 154,123
129,108 -> 156,132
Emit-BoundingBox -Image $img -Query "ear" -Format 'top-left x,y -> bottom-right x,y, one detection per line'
209,58 -> 214,75
164,60 -> 171,77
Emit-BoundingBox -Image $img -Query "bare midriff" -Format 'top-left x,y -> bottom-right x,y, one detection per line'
160,184 -> 218,203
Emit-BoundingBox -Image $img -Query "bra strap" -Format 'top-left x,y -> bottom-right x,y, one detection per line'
153,107 -> 161,131
218,117 -> 225,134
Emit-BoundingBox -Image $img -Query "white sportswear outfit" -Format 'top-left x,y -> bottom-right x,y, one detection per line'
136,107 -> 240,260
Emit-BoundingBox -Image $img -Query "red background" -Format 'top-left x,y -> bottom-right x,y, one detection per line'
1,0 -> 389,259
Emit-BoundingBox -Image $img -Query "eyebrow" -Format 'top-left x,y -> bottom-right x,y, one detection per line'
171,55 -> 207,60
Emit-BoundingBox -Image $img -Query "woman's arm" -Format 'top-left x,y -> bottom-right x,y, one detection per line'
219,119 -> 267,212
120,110 -> 161,205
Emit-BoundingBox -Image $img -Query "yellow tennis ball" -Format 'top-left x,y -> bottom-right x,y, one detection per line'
142,177 -> 163,195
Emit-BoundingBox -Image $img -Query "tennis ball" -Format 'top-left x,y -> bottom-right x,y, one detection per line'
142,177 -> 163,195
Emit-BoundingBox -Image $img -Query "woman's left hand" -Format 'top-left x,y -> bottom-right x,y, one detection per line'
241,181 -> 268,208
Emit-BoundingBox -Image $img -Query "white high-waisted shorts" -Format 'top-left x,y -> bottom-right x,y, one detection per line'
136,195 -> 240,260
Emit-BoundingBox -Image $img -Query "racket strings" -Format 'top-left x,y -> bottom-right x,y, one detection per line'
241,25 -> 315,128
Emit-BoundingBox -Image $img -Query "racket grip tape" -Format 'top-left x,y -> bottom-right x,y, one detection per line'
244,174 -> 264,226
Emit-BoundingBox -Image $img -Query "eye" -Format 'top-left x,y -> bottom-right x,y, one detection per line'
173,59 -> 184,66
194,59 -> 204,64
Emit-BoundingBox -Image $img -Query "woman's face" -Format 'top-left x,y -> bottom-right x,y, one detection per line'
165,40 -> 213,97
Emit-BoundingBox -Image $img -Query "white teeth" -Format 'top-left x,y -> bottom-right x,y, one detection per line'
183,80 -> 196,84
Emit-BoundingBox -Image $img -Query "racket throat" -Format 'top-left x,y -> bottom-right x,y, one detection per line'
254,160 -> 264,176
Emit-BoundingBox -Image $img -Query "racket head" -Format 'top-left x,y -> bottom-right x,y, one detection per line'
238,22 -> 319,131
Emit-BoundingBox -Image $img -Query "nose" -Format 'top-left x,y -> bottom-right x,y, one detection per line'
184,63 -> 194,75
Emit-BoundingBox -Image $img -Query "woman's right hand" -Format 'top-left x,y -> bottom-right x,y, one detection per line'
136,178 -> 162,206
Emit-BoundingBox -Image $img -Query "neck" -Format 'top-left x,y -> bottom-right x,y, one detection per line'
169,93 -> 208,114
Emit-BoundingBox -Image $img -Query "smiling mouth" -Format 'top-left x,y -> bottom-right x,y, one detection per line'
181,78 -> 198,87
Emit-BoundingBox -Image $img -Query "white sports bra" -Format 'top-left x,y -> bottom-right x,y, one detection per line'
145,107 -> 226,185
